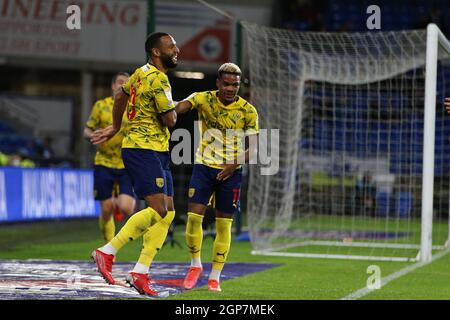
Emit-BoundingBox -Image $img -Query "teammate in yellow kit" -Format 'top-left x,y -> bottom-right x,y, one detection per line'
90,32 -> 179,296
84,72 -> 136,243
175,63 -> 259,292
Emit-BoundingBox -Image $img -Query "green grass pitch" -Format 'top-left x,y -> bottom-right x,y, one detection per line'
0,218 -> 449,300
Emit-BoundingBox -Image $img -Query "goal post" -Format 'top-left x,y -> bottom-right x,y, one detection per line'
242,22 -> 450,262
421,23 -> 450,262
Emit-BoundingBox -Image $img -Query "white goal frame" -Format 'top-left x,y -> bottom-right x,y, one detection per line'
247,23 -> 450,263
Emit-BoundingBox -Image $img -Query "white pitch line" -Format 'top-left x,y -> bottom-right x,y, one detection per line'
341,249 -> 450,300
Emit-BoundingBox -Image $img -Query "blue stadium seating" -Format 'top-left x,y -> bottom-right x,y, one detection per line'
395,191 -> 412,218
289,1 -> 450,174
287,0 -> 449,35
376,191 -> 391,217
0,121 -> 40,156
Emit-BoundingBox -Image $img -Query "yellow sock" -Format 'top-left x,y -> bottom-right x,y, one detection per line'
137,210 -> 175,267
212,217 -> 233,271
185,212 -> 204,259
99,215 -> 115,242
136,211 -> 163,267
109,207 -> 157,251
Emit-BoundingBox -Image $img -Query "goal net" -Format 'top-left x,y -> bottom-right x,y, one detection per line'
242,22 -> 450,262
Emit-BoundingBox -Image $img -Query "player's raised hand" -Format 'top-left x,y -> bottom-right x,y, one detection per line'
445,98 -> 450,114
90,125 -> 118,145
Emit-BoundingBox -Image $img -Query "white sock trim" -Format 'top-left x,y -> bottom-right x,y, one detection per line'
132,262 -> 150,274
209,269 -> 221,281
190,258 -> 202,268
100,243 -> 117,255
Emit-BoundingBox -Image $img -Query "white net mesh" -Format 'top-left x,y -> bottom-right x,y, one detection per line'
243,22 -> 450,261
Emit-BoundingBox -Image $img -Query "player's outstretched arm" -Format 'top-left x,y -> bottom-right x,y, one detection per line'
445,98 -> 450,113
175,100 -> 192,114
160,109 -> 177,128
91,88 -> 128,145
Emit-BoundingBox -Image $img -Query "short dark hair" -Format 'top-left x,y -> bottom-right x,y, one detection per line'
111,72 -> 129,84
145,32 -> 170,55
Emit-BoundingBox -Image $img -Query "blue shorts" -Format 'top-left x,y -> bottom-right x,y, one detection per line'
188,164 -> 242,214
93,165 -> 134,201
122,148 -> 173,199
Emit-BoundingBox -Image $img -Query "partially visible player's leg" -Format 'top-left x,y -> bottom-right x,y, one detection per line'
94,166 -> 116,242
124,151 -> 175,296
92,150 -> 160,285
187,203 -> 207,266
208,211 -> 233,292
116,169 -> 136,216
92,203 -> 156,285
101,202 -> 156,257
105,149 -> 165,253
111,182 -> 125,222
183,164 -> 216,289
92,167 -> 117,284
116,194 -> 136,216
133,153 -> 175,270
99,199 -> 115,242
183,202 -> 207,289
133,193 -> 170,272
208,169 -> 242,292
126,192 -> 171,296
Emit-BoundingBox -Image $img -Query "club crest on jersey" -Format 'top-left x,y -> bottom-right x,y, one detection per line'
231,111 -> 243,121
189,188 -> 195,198
156,178 -> 164,188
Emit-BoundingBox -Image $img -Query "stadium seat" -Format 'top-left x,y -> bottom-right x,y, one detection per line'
395,192 -> 412,218
376,191 -> 391,217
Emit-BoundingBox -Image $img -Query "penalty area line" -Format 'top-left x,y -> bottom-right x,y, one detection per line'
340,249 -> 450,300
